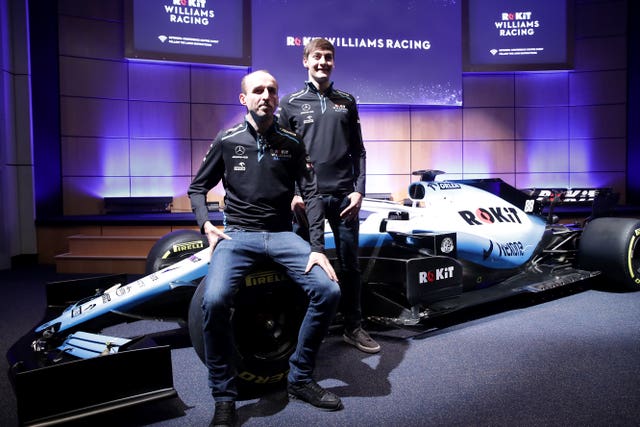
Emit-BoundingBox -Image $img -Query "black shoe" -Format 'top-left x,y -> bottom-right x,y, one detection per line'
287,380 -> 343,411
210,401 -> 236,427
343,327 -> 381,354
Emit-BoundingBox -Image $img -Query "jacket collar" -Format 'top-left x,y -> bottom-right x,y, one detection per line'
305,80 -> 334,95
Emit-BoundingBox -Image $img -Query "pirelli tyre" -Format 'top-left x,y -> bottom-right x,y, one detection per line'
188,265 -> 307,396
578,217 -> 640,291
145,229 -> 208,274
142,229 -> 209,322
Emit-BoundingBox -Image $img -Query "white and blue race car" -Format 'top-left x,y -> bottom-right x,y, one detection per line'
7,170 -> 640,425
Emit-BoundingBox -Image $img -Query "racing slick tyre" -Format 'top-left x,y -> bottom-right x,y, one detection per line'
142,229 -> 209,322
578,217 -> 640,291
145,229 -> 208,274
188,268 -> 307,396
147,230 -> 307,395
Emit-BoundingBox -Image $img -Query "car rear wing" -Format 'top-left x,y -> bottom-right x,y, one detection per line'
522,187 -> 619,221
453,177 -> 618,222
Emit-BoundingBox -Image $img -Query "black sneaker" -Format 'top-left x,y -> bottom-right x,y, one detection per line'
210,401 -> 236,427
287,380 -> 343,411
343,327 -> 381,354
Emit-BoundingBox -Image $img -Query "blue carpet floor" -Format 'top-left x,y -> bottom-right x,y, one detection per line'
2,266 -> 639,426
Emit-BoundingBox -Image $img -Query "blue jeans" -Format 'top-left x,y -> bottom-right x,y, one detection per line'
201,230 -> 341,402
323,195 -> 362,331
293,194 -> 362,330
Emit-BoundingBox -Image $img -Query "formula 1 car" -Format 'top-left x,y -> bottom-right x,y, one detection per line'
7,170 -> 640,426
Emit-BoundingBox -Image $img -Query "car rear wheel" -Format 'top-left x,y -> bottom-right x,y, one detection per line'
146,230 -> 306,395
188,266 -> 307,396
578,217 -> 640,291
145,229 -> 208,274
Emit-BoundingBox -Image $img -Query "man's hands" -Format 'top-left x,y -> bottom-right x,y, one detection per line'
306,251 -> 338,282
290,195 -> 309,228
340,192 -> 363,222
203,221 -> 231,251
290,194 -> 305,213
204,219 -> 336,281
292,192 -> 362,222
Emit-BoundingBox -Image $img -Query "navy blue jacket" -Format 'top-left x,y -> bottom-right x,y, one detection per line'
279,82 -> 366,196
188,120 -> 326,253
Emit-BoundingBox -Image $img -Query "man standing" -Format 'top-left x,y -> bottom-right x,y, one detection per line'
279,38 -> 380,354
188,70 -> 343,427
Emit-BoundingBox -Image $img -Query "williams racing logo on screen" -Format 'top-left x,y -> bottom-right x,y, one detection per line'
494,11 -> 540,37
286,36 -> 431,52
164,0 -> 215,26
489,10 -> 544,58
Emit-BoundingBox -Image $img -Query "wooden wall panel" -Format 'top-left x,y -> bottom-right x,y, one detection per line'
515,73 -> 569,107
359,108 -> 411,141
516,140 -> 570,173
61,137 -> 130,176
191,104 -> 246,140
60,97 -> 128,137
191,67 -> 247,104
130,139 -> 191,176
569,70 -> 627,105
129,101 -> 191,139
58,15 -> 122,60
573,36 -> 627,71
172,194 -> 193,213
130,176 -> 192,199
364,141 -> 410,174
63,176 -> 131,215
411,140 -> 463,174
58,0 -> 122,20
515,107 -> 569,140
462,140 -> 515,174
569,138 -> 626,172
462,108 -> 514,141
570,172 -> 627,194
569,105 -> 627,139
129,62 -> 190,102
366,174 -> 411,200
59,57 -> 127,98
463,74 -> 514,107
410,108 -> 462,140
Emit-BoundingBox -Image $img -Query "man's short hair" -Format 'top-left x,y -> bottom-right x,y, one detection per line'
240,69 -> 276,93
303,38 -> 335,59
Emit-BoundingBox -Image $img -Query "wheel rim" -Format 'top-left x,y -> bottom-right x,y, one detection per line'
233,301 -> 302,362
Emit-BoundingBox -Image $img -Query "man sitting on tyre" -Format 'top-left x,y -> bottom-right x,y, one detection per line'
188,70 -> 343,427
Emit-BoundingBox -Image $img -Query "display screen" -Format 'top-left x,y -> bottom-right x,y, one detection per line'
463,0 -> 573,72
251,0 -> 462,106
124,0 -> 251,66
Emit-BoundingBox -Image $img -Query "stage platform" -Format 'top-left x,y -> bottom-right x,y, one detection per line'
35,212 -> 223,271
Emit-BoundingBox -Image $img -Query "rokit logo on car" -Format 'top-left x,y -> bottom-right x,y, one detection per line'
418,266 -> 455,284
458,206 -> 523,225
